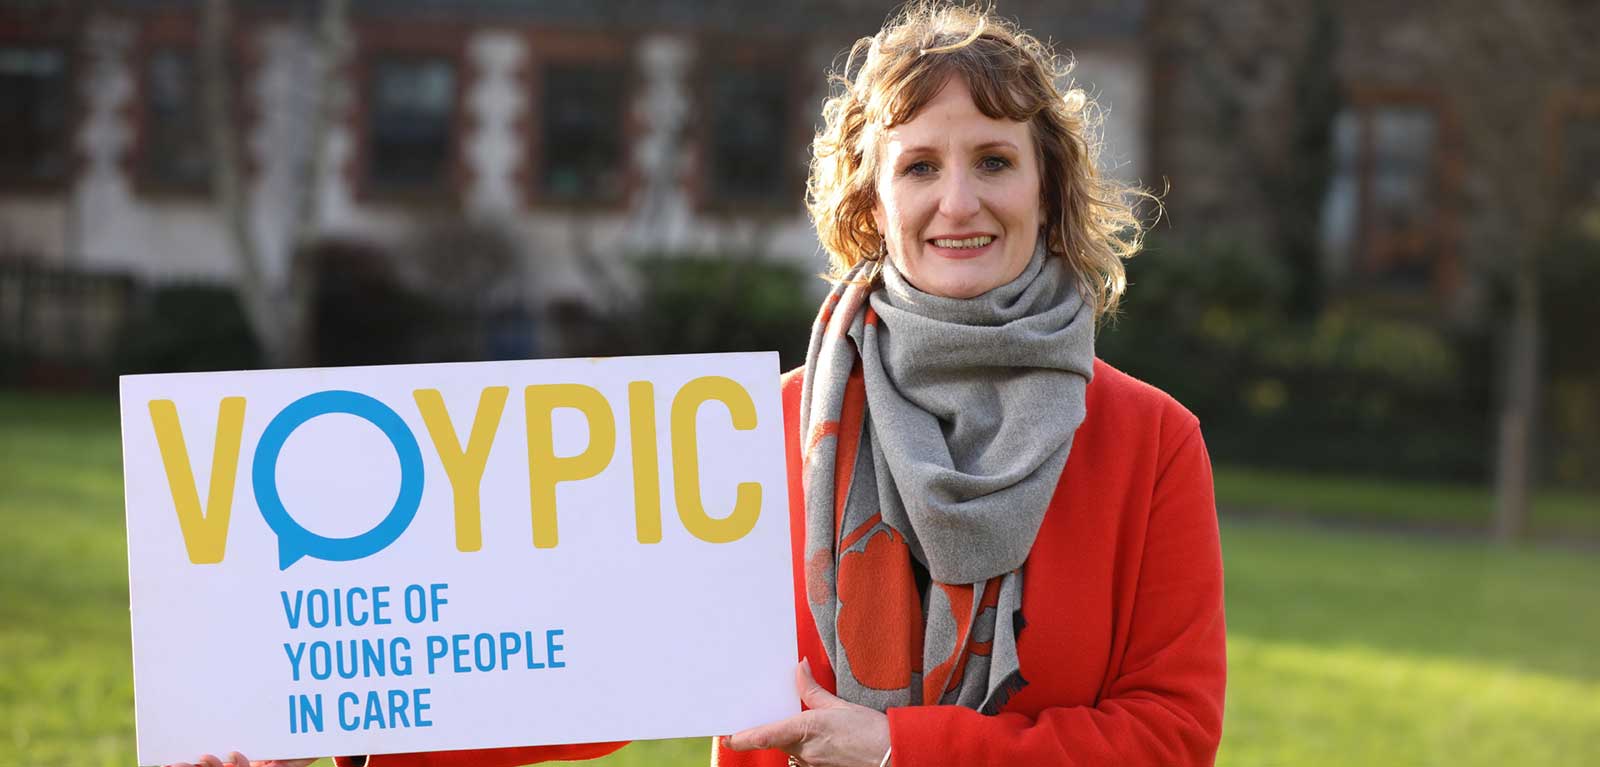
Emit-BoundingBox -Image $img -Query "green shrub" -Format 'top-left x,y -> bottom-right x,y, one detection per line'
575,254 -> 820,371
115,283 -> 263,374
1540,227 -> 1600,488
1101,238 -> 1495,481
310,239 -> 439,367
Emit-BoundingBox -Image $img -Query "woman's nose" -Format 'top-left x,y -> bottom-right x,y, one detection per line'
937,171 -> 981,220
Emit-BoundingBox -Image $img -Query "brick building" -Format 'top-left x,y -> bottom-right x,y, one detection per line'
0,1 -> 1146,301
3,0 -> 1596,358
1150,0 -> 1600,320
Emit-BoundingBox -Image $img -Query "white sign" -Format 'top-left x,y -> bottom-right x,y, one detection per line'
120,353 -> 798,765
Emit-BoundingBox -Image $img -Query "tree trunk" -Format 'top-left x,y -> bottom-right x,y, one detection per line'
1494,250 -> 1540,542
202,0 -> 345,368
201,0 -> 274,363
283,0 -> 348,366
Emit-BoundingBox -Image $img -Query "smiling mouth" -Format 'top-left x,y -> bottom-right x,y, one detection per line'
929,235 -> 996,249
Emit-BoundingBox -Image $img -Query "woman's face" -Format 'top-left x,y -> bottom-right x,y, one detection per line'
872,76 -> 1042,299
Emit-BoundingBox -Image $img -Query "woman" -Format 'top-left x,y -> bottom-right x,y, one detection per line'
182,4 -> 1224,767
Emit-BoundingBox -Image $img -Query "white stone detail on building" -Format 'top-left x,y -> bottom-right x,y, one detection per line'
628,34 -> 694,252
466,31 -> 528,215
72,17 -> 142,273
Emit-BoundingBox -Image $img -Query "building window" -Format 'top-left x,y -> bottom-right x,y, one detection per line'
537,61 -> 627,203
366,55 -> 457,193
1558,111 -> 1600,217
0,45 -> 70,188
142,47 -> 211,193
1320,102 -> 1443,290
705,64 -> 793,207
1367,107 -> 1438,286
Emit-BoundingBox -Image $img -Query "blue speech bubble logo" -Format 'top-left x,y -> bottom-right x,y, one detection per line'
252,390 -> 425,570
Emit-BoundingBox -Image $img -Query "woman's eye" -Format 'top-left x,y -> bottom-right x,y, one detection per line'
903,160 -> 936,176
979,156 -> 1012,172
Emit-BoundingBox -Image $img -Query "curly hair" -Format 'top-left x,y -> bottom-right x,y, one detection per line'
806,1 -> 1152,319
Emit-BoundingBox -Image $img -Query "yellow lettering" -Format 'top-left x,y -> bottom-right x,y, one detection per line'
524,384 -> 615,548
413,386 -> 509,553
628,381 -> 662,544
670,376 -> 761,544
148,397 -> 247,564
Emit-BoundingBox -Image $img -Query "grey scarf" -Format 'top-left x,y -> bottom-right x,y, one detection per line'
798,244 -> 1094,714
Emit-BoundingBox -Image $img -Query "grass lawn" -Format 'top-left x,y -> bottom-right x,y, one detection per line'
2,391 -> 1597,767
1215,465 -> 1600,540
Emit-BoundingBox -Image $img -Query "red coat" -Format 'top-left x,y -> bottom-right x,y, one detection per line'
347,358 -> 1226,767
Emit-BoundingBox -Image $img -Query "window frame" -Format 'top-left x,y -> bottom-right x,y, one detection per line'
1545,88 -> 1600,222
1333,86 -> 1462,298
522,29 -> 637,212
350,21 -> 470,207
690,37 -> 811,216
0,14 -> 79,196
128,10 -> 256,200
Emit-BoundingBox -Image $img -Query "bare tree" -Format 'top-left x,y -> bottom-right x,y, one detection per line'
200,0 -> 348,367
1427,0 -> 1599,540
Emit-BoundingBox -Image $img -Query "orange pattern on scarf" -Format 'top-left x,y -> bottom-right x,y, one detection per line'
836,526 -> 923,690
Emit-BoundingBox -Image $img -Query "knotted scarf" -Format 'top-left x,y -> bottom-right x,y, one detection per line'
798,244 -> 1094,714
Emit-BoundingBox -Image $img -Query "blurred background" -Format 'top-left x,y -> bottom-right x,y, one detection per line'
1,0 -> 1596,765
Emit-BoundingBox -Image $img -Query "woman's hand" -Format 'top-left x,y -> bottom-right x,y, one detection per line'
725,660 -> 891,767
167,752 -> 318,767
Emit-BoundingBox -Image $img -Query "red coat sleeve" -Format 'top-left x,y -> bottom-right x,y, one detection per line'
883,424 -> 1227,766
331,740 -> 627,767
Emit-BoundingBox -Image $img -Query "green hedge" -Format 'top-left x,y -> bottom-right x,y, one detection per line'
1101,239 -> 1495,481
116,283 -> 263,375
572,254 -> 820,372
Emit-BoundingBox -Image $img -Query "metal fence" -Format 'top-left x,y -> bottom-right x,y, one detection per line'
0,261 -> 136,387
0,258 -> 553,388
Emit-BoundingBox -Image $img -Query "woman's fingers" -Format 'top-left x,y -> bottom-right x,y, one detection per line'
727,659 -> 839,751
168,752 -> 316,767
726,711 -> 812,752
728,659 -> 890,766
795,659 -> 847,711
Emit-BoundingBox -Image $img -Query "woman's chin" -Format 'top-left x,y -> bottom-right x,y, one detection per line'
896,245 -> 1031,300
903,263 -> 1013,300
909,280 -> 987,300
